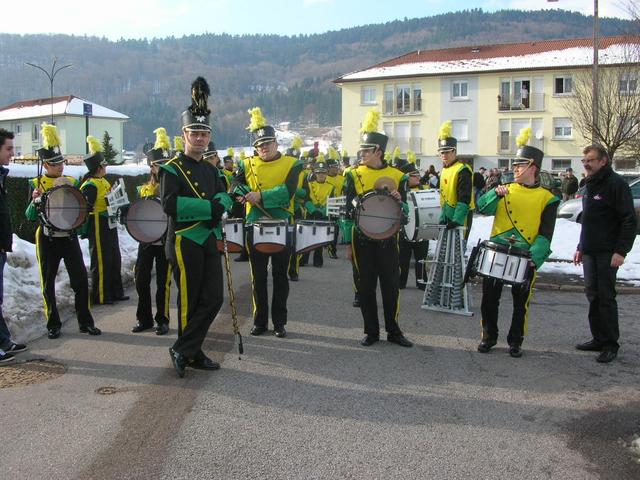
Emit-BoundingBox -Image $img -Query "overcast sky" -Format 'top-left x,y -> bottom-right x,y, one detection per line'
5,0 -> 631,40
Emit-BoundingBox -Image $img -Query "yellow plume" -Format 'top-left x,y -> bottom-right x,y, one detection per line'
392,146 -> 401,159
247,107 -> 267,131
153,127 -> 171,151
173,136 -> 184,152
360,109 -> 380,134
292,136 -> 302,149
41,123 -> 61,149
317,152 -> 325,163
302,150 -> 309,158
341,149 -> 348,158
384,152 -> 391,161
86,135 -> 103,155
516,127 -> 532,147
327,146 -> 339,161
438,121 -> 452,140
226,147 -> 234,158
239,150 -> 246,160
407,150 -> 416,164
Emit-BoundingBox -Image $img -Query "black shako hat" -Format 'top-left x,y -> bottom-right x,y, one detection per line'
37,146 -> 64,165
437,137 -> 457,152
513,145 -> 544,169
181,77 -> 212,131
146,148 -> 171,166
252,125 -> 277,147
359,132 -> 388,152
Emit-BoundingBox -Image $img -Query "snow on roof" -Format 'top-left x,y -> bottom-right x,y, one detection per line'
0,95 -> 129,121
336,36 -> 640,82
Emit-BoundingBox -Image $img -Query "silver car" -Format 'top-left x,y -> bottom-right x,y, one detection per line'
557,177 -> 640,233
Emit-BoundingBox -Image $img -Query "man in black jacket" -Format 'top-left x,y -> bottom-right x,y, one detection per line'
573,145 -> 637,363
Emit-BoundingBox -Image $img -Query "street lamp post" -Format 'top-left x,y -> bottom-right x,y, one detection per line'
592,0 -> 600,143
25,59 -> 72,124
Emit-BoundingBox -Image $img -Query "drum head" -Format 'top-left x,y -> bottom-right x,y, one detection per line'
402,192 -> 418,241
356,191 -> 402,240
483,240 -> 531,258
126,198 -> 168,243
44,185 -> 87,231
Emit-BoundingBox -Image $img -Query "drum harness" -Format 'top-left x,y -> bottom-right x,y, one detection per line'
221,213 -> 244,359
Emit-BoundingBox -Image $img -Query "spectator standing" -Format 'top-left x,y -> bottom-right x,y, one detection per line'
561,167 -> 579,201
473,166 -> 487,205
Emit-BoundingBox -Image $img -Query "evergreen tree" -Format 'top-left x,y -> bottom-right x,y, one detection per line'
102,131 -> 120,164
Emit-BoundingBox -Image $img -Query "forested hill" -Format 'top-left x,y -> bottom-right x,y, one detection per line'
0,8 -> 634,149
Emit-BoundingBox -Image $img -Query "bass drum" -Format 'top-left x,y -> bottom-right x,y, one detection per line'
403,189 -> 441,241
39,185 -> 88,232
355,190 -> 402,241
124,197 -> 168,244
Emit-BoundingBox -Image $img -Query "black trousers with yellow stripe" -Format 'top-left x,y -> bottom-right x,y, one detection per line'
248,244 -> 291,330
87,214 -> 124,304
35,227 -> 94,330
171,235 -> 224,359
352,230 -> 402,338
135,243 -> 171,326
480,272 -> 536,347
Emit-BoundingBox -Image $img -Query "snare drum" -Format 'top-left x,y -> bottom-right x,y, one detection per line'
474,241 -> 531,285
124,197 -> 168,244
295,220 -> 336,254
217,218 -> 244,253
251,219 -> 290,254
39,185 -> 88,232
355,190 -> 402,241
403,189 -> 441,241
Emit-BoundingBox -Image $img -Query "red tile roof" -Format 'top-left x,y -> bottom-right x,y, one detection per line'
0,95 -> 75,112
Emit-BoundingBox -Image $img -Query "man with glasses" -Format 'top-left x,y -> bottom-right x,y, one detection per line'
232,108 -> 302,339
160,77 -> 233,378
573,145 -> 636,363
476,144 -> 558,358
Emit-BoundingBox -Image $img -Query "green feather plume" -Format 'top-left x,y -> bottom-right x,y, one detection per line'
438,121 -> 452,140
153,128 -> 171,151
41,123 -> 61,149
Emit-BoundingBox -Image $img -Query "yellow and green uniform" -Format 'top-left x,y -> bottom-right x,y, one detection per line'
159,152 -> 232,360
305,180 -> 334,217
326,173 -> 344,197
476,181 -> 559,348
439,160 -> 474,232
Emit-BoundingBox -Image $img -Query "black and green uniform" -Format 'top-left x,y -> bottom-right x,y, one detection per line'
399,184 -> 430,289
342,164 -> 408,338
439,160 -> 475,239
304,179 -> 334,267
159,152 -> 232,361
232,153 -> 302,331
26,176 -> 95,331
80,175 -> 125,305
476,182 -> 558,347
134,183 -> 172,329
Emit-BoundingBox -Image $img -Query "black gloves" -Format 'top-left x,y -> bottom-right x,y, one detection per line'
210,198 -> 226,226
445,221 -> 460,230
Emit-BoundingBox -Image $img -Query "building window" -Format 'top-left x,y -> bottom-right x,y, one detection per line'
32,123 -> 39,142
396,85 -> 411,114
361,86 -> 376,105
413,85 -> 422,112
498,158 -> 511,169
384,83 -> 422,115
14,124 -> 21,135
384,85 -> 394,114
554,76 -> 573,95
451,119 -> 468,141
553,118 -> 573,139
499,78 -> 531,110
551,159 -> 572,171
619,75 -> 638,95
451,80 -> 468,99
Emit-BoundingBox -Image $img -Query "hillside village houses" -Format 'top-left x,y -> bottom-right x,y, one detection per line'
0,96 -> 128,163
334,35 -> 640,173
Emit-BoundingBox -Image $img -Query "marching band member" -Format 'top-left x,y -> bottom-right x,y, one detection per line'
131,128 -> 172,336
304,161 -> 335,268
160,77 -> 233,377
398,152 -> 428,290
475,130 -> 558,358
437,121 -> 474,240
342,150 -> 361,307
342,110 -> 412,348
287,138 -> 305,281
26,123 -> 99,339
80,135 -> 128,306
222,147 -> 235,186
325,147 -> 344,259
232,108 -> 302,338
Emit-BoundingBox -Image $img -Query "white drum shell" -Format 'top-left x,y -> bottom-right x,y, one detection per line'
475,245 -> 530,284
252,220 -> 289,253
126,198 -> 168,244
218,219 -> 244,252
42,185 -> 87,232
295,220 -> 336,253
404,189 -> 441,241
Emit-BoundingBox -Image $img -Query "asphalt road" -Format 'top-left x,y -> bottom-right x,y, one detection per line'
1,245 -> 639,480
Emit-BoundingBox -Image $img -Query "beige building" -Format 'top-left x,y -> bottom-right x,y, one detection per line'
0,96 -> 128,163
334,36 -> 639,173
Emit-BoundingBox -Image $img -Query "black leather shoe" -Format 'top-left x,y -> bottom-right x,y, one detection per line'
114,295 -> 130,302
169,348 -> 187,378
575,340 -> 604,351
47,327 -> 61,339
329,252 -> 338,259
352,295 -> 360,308
79,325 -> 102,336
360,335 -> 379,346
509,345 -> 523,358
596,350 -> 617,363
477,340 -> 497,353
289,273 -> 299,281
274,328 -> 287,338
250,325 -> 268,336
132,322 -> 154,333
189,357 -> 220,370
155,323 -> 169,336
387,333 -> 413,347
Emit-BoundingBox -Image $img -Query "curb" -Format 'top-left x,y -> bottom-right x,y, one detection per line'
534,282 -> 640,295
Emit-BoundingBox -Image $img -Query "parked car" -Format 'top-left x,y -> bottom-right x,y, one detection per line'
557,177 -> 640,233
500,170 -> 562,198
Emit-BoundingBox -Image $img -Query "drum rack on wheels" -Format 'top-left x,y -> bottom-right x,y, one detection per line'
421,226 -> 473,316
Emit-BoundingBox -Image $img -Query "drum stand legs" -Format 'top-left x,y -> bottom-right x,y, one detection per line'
421,227 -> 473,316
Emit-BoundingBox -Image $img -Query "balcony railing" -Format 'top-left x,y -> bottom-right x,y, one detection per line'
498,93 -> 545,112
497,135 -> 544,155
388,137 -> 423,155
